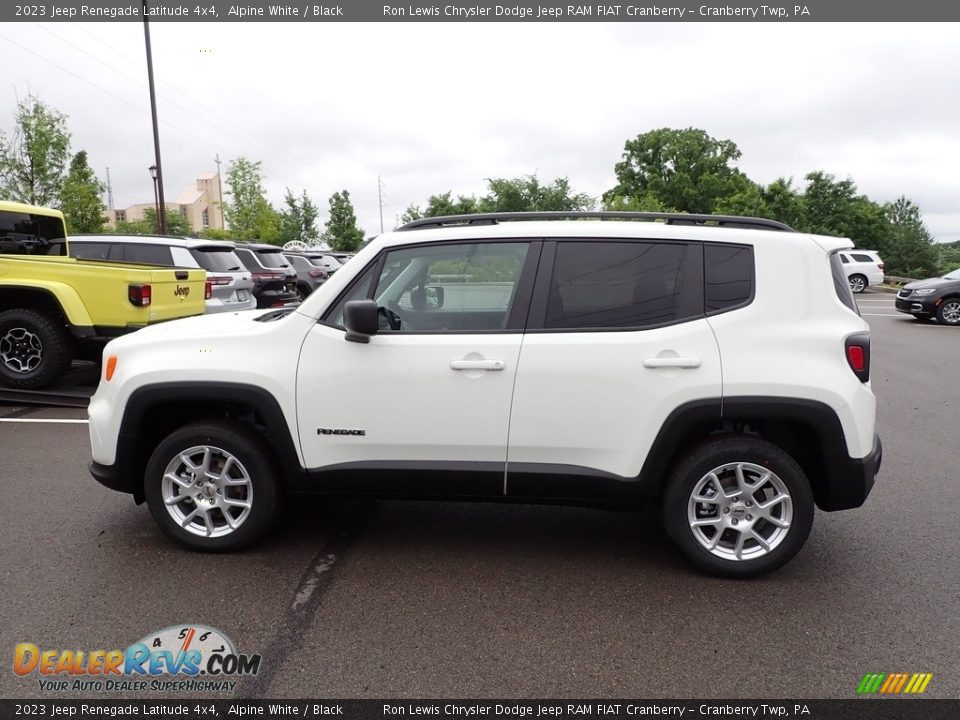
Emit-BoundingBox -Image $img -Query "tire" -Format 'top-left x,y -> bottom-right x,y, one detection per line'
0,309 -> 74,389
848,274 -> 867,294
144,421 -> 284,551
936,298 -> 960,326
662,436 -> 814,579
296,283 -> 311,302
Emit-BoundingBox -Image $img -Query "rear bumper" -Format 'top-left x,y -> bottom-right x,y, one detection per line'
817,433 -> 882,511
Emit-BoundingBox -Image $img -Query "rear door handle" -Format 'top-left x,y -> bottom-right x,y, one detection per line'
642,357 -> 701,369
450,359 -> 506,371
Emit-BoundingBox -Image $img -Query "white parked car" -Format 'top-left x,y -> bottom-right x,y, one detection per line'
838,249 -> 884,293
87,212 -> 881,578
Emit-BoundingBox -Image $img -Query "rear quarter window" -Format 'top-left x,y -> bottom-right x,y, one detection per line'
125,244 -> 174,266
704,243 -> 754,313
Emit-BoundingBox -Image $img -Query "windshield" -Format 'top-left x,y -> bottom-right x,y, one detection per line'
943,268 -> 960,281
191,247 -> 244,272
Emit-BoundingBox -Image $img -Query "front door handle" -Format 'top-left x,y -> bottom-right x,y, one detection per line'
642,357 -> 701,369
450,359 -> 506,371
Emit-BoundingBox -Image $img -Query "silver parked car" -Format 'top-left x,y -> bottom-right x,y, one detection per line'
70,235 -> 256,314
283,253 -> 329,299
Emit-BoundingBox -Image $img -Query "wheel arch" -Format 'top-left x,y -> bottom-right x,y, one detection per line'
639,396 -> 870,511
114,382 -> 305,503
0,283 -> 91,328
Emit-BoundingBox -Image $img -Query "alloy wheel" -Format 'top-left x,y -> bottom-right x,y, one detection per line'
687,462 -> 793,561
161,445 -> 253,538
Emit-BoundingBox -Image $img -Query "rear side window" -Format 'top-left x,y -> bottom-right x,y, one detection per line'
830,251 -> 859,314
850,253 -> 876,263
190,247 -> 244,272
71,242 -> 113,261
0,211 -> 67,256
705,244 -> 754,313
125,244 -> 174,266
544,241 -> 687,329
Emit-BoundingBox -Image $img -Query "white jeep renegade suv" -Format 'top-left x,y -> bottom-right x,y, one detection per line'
88,212 -> 881,578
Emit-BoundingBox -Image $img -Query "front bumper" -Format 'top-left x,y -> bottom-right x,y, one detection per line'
817,433 -> 882,511
895,297 -> 935,316
90,459 -> 129,495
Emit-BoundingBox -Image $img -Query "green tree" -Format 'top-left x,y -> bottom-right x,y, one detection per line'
223,157 -> 278,241
883,196 -> 938,277
60,150 -> 106,233
0,94 -> 71,206
401,191 -> 479,224
280,189 -> 319,244
605,128 -> 752,214
115,207 -> 191,236
937,241 -> 960,275
323,190 -> 365,251
477,175 -> 594,213
795,172 -> 892,254
401,175 -> 594,225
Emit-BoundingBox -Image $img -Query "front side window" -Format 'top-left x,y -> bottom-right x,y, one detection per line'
544,241 -> 687,329
0,211 -> 67,256
326,242 -> 530,333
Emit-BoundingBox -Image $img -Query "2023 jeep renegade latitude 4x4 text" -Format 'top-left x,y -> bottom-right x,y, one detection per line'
88,212 -> 882,578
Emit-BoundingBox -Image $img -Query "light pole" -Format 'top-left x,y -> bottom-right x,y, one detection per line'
143,0 -> 166,235
149,165 -> 160,233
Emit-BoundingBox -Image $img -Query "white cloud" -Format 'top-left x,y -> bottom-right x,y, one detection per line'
0,22 -> 957,241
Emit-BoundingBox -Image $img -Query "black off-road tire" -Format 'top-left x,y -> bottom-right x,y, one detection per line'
662,436 -> 815,579
0,309 -> 74,389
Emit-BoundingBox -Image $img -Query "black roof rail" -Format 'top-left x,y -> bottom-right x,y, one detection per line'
398,211 -> 796,233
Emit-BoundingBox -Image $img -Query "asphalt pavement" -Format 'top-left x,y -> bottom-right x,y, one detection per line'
1,290 -> 957,699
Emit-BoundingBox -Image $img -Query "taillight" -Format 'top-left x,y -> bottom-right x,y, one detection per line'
204,281 -> 212,300
878,262 -> 885,270
128,284 -> 151,306
307,269 -> 328,279
207,276 -> 232,285
252,272 -> 284,282
845,334 -> 870,382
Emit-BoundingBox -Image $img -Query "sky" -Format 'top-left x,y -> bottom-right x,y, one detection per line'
0,22 -> 958,243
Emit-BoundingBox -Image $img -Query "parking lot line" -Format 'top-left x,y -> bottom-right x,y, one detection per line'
861,313 -> 902,317
0,418 -> 88,424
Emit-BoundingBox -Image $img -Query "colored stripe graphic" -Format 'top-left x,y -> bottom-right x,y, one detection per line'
857,672 -> 932,694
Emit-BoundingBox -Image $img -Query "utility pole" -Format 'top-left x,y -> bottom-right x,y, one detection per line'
105,167 -> 114,210
143,0 -> 167,235
378,175 -> 385,234
214,153 -> 226,230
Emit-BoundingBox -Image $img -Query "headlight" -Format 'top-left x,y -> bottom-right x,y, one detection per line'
913,288 -> 936,296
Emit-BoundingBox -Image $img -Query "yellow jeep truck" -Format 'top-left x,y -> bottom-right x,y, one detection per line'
0,201 -> 206,389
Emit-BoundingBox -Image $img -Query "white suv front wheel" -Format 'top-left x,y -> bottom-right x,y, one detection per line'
144,421 -> 283,551
662,437 -> 814,578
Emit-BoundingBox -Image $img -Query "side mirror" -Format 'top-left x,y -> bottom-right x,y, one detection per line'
425,285 -> 444,309
344,299 -> 379,343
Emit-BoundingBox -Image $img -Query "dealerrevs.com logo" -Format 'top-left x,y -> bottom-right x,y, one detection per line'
13,624 -> 262,693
